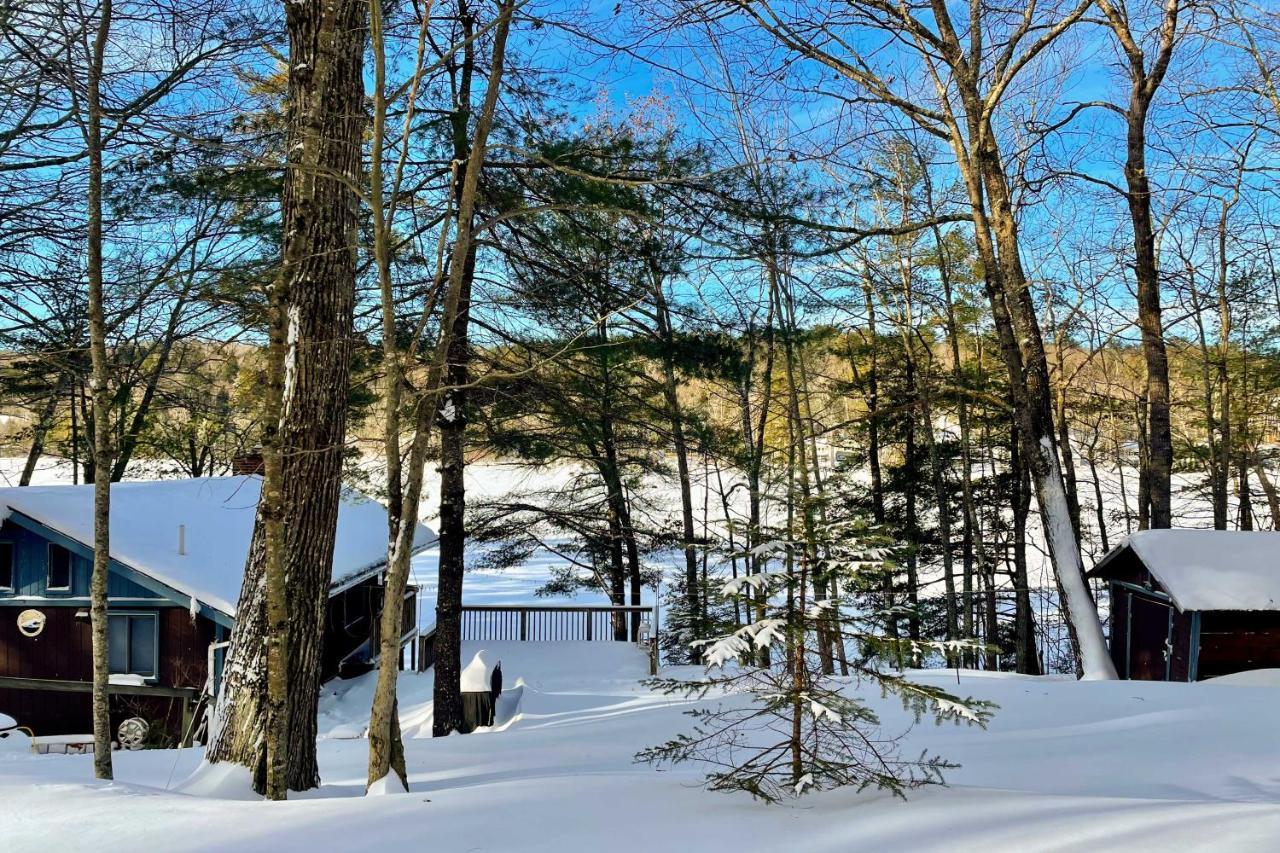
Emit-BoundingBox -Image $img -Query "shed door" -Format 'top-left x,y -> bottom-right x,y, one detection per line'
1128,593 -> 1173,680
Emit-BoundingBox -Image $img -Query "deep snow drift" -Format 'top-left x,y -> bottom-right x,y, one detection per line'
2,642 -> 1279,851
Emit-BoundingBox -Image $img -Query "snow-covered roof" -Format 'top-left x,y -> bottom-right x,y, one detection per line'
1092,529 -> 1280,612
0,476 -> 435,618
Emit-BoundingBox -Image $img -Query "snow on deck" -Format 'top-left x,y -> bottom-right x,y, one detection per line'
0,477 -> 434,616
1105,529 -> 1280,612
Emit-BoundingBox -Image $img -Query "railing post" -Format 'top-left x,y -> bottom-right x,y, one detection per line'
519,609 -> 527,641
585,609 -> 593,641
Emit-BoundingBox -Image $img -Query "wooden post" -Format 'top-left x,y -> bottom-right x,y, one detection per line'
585,610 -> 593,641
519,610 -> 527,641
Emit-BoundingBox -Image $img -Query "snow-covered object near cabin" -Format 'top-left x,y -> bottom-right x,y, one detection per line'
0,477 -> 436,617
0,711 -> 34,753
458,650 -> 503,733
1093,529 -> 1280,611
460,649 -> 501,695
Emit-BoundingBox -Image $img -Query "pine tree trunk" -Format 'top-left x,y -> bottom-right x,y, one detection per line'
856,283 -> 898,651
1086,432 -> 1110,552
19,382 -> 62,487
652,274 -> 701,659
431,245 -> 475,738
208,0 -> 365,793
1010,426 -> 1041,674
428,0 -> 514,738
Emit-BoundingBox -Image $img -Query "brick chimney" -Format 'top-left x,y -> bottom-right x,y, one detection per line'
231,449 -> 265,476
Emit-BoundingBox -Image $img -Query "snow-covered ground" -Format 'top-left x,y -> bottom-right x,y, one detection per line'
3,454 -> 1279,849
2,644 -> 1279,850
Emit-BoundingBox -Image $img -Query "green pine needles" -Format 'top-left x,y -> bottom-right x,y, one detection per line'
637,524 -> 995,803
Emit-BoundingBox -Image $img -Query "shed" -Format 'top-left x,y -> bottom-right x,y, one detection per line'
1089,529 -> 1280,681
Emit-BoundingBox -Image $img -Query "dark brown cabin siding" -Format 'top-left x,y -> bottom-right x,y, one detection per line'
1197,610 -> 1280,679
0,605 -> 216,738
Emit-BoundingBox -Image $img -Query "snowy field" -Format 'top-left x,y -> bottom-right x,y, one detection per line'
2,644 -> 1279,851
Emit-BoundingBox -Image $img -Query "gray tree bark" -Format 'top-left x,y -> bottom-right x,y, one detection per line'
208,0 -> 365,794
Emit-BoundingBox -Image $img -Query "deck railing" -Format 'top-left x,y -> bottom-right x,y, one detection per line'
417,603 -> 659,674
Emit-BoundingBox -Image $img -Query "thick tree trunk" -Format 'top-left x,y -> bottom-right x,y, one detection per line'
208,0 -> 365,794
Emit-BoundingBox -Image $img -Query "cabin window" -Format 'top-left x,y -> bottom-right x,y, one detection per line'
46,544 -> 71,592
0,542 -> 13,591
108,613 -> 158,678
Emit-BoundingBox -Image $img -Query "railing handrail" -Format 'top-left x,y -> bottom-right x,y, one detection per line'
459,603 -> 654,613
417,602 -> 659,674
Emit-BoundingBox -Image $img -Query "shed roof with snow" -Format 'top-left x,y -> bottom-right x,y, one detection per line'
0,476 -> 435,620
1090,529 -> 1280,612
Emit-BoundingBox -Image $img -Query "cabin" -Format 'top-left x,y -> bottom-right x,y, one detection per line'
1089,529 -> 1280,681
0,476 -> 433,744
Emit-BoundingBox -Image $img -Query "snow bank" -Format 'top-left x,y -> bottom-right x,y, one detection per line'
6,653 -> 1280,850
173,760 -> 258,800
1205,668 -> 1280,687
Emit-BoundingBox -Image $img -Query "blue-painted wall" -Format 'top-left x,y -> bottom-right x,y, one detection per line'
0,518 -> 163,602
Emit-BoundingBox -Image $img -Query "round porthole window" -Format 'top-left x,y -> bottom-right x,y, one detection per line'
17,609 -> 46,638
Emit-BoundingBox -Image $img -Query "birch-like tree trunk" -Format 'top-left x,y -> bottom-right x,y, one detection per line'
84,0 -> 115,780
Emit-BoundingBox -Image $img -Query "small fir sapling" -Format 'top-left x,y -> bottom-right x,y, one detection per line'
637,522 -> 995,803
